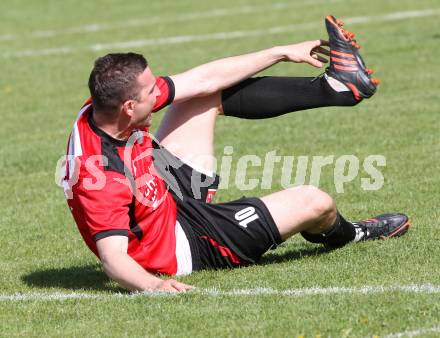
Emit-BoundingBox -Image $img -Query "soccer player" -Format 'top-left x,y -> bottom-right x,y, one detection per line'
63,16 -> 410,292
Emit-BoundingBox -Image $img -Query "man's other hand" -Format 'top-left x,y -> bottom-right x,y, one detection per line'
277,40 -> 330,68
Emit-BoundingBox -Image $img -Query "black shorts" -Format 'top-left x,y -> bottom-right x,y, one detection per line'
153,142 -> 282,271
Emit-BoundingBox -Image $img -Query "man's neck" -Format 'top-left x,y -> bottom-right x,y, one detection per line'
92,110 -> 132,141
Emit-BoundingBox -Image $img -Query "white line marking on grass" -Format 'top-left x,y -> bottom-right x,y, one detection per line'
343,8 -> 440,24
0,0 -> 338,42
2,8 -> 439,59
0,34 -> 15,42
88,23 -> 318,51
1,284 -> 440,302
6,47 -> 74,58
90,8 -> 440,51
381,325 -> 440,338
0,292 -> 99,301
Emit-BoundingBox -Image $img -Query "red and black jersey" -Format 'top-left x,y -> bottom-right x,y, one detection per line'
63,76 -> 180,275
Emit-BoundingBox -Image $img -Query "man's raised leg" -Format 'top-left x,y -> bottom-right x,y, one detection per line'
155,12 -> 383,168
156,72 -> 360,170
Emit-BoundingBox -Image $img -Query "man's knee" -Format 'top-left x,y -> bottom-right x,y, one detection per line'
289,185 -> 336,222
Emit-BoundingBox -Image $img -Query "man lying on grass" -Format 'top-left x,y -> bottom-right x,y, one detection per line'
63,16 -> 410,292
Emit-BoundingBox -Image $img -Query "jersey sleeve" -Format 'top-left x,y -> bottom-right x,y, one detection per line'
152,76 -> 175,112
72,172 -> 133,241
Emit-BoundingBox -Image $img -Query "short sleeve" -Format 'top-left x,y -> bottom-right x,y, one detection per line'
152,76 -> 175,112
72,173 -> 133,241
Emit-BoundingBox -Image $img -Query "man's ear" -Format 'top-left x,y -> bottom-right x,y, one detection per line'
121,100 -> 136,117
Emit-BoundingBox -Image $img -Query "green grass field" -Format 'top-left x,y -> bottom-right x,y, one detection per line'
1,0 -> 440,337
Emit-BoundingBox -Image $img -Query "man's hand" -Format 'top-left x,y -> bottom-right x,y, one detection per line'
277,39 -> 330,68
155,279 -> 194,293
96,235 -> 194,293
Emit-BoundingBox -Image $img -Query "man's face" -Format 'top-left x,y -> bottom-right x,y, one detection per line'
131,66 -> 161,128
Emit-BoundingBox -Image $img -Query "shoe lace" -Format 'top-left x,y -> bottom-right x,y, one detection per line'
336,19 -> 362,49
310,67 -> 330,83
365,69 -> 381,85
356,219 -> 389,238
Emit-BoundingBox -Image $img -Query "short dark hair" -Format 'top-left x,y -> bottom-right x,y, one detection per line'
88,52 -> 148,113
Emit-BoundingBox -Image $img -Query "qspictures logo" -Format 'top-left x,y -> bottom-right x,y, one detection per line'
55,131 -> 386,207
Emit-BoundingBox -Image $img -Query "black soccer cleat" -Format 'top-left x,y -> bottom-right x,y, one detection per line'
325,15 -> 380,101
352,213 -> 411,242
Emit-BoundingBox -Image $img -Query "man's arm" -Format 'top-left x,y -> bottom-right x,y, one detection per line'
170,40 -> 329,102
96,236 -> 193,292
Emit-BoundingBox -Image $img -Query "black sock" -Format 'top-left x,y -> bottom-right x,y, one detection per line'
222,76 -> 358,119
301,212 -> 356,248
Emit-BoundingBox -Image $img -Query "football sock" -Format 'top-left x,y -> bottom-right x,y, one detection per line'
222,76 -> 357,119
301,212 -> 356,248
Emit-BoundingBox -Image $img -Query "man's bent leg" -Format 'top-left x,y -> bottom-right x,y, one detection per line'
156,92 -> 222,173
260,185 -> 356,246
